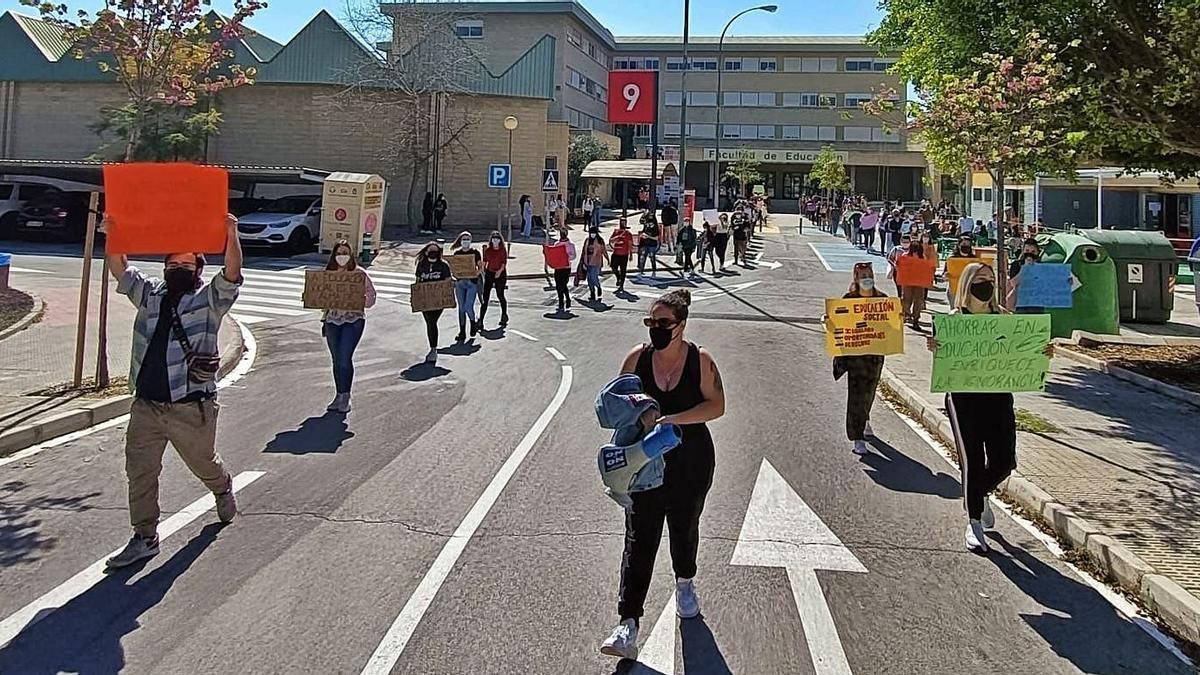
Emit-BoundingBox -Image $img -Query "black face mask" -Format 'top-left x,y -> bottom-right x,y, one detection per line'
970,281 -> 995,301
648,325 -> 676,350
428,251 -> 441,261
959,245 -> 972,253
164,268 -> 197,295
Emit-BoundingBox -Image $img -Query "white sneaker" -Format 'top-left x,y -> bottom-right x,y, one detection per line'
981,500 -> 996,530
852,440 -> 869,455
965,519 -> 989,553
600,619 -> 638,660
863,421 -> 874,438
676,578 -> 701,618
336,393 -> 351,413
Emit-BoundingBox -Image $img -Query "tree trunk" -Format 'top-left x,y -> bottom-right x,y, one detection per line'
994,169 -> 1008,306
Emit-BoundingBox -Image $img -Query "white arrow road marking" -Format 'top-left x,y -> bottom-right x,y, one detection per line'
361,365 -> 574,675
691,280 -> 763,304
731,459 -> 866,675
635,592 -> 676,674
0,470 -> 266,648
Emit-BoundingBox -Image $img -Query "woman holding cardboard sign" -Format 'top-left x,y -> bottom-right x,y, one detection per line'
927,263 -> 1054,553
827,262 -> 888,456
415,242 -> 453,364
322,241 -> 377,413
450,232 -> 483,342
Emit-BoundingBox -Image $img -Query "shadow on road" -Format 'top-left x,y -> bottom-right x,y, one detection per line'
263,413 -> 354,454
680,616 -> 733,675
0,523 -> 223,674
861,436 -> 961,499
986,532 -> 1192,675
438,341 -> 482,357
400,362 -> 451,381
1,480 -> 100,566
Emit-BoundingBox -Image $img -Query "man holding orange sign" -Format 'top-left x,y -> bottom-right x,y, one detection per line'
99,165 -> 245,570
895,246 -> 935,331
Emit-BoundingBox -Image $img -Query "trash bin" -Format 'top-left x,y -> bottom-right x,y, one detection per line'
0,252 -> 10,291
1039,233 -> 1120,338
1083,230 -> 1177,324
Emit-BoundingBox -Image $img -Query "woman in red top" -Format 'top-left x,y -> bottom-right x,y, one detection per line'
480,230 -> 509,329
608,217 -> 633,292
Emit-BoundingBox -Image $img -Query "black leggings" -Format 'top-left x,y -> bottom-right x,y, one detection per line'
553,268 -> 571,308
681,248 -> 694,273
611,254 -> 629,288
480,270 -> 507,321
715,233 -> 729,265
946,393 -> 1017,519
422,309 -> 442,349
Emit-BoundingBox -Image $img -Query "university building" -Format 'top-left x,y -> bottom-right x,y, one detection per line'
395,1 -> 928,210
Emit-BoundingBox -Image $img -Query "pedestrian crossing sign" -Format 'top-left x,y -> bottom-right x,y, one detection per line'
542,169 -> 559,193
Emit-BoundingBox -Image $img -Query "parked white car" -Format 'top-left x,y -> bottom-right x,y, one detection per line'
236,196 -> 322,253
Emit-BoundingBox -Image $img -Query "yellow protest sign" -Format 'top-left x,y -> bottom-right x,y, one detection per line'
824,297 -> 905,357
945,257 -> 991,302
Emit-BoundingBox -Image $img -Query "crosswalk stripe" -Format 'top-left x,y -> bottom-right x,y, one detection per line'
231,304 -> 307,317
242,267 -> 416,282
235,294 -> 305,308
239,275 -> 411,295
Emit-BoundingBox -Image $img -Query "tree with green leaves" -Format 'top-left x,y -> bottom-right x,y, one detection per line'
810,145 -> 851,194
568,133 -> 613,197
724,156 -> 763,199
870,0 -> 1200,175
867,35 -> 1087,301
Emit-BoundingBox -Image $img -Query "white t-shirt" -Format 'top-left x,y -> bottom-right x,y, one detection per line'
958,216 -> 974,235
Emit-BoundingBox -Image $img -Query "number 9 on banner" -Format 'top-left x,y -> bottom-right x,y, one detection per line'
608,70 -> 657,124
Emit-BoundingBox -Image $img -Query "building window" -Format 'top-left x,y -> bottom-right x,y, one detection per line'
782,172 -> 808,199
567,28 -> 582,49
688,91 -> 717,106
757,92 -> 776,107
665,91 -> 683,106
800,126 -> 818,141
666,57 -> 687,71
846,58 -> 896,72
690,57 -> 718,71
454,20 -> 483,38
724,59 -> 743,71
820,58 -> 838,72
844,93 -> 873,108
802,57 -> 820,72
973,187 -> 994,201
664,123 -> 681,137
759,58 -> 777,72
783,58 -> 801,72
645,57 -> 660,70
758,125 -> 777,139
819,126 -> 836,141
873,59 -> 896,71
545,156 -> 558,170
843,126 -> 873,141
782,92 -> 801,107
723,125 -> 742,139
723,91 -> 741,106
872,127 -> 898,142
818,94 -> 837,107
690,123 -> 716,139
782,125 -> 801,140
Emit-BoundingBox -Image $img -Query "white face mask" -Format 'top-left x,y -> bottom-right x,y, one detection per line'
461,238 -> 473,249
859,278 -> 875,291
490,238 -> 501,247
335,254 -> 351,267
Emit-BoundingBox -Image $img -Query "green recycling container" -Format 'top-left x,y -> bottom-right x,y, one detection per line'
1038,233 -> 1120,338
1082,230 -> 1177,324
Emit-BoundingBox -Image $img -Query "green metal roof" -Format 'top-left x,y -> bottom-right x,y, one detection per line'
0,9 -> 555,100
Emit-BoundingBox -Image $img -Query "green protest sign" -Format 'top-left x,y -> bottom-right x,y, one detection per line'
931,314 -> 1052,393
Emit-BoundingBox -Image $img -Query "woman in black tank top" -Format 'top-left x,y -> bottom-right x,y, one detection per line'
600,289 -> 726,661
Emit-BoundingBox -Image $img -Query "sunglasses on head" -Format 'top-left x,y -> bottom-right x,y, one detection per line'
643,317 -> 680,330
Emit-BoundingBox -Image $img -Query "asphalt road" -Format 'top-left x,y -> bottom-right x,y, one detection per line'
0,227 -> 1191,674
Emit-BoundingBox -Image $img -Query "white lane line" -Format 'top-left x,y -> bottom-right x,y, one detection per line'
248,267 -> 416,282
637,593 -> 676,673
0,470 -> 266,648
545,347 -> 566,362
232,294 -> 306,308
1,319 -> 259,469
882,392 -> 1194,668
510,330 -> 539,342
807,242 -> 834,272
361,365 -> 574,674
788,567 -> 854,675
10,266 -> 55,274
229,303 -> 307,317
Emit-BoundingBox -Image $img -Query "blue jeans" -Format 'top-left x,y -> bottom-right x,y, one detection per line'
455,280 -> 478,332
522,212 -> 533,238
591,207 -> 602,228
586,264 -> 601,290
324,319 -> 365,394
638,244 -> 659,275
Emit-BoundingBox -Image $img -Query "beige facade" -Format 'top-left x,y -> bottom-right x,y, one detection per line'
0,81 -> 566,227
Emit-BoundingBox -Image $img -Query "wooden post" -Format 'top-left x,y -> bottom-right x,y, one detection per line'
73,192 -> 100,388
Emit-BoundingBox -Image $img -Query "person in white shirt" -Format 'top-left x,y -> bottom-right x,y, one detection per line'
958,214 -> 974,236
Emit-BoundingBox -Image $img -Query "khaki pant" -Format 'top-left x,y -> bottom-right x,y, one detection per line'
125,398 -> 231,538
901,285 -> 926,325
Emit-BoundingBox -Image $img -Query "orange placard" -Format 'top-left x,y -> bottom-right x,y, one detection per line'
896,255 -> 936,288
103,163 -> 229,254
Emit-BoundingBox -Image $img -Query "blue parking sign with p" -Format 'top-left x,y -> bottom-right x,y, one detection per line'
488,164 -> 511,189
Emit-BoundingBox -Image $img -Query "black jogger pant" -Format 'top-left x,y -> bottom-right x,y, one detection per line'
611,254 -> 629,288
844,355 -> 884,441
946,393 -> 1017,520
715,233 -> 729,266
421,309 -> 443,349
618,481 -> 710,621
553,268 -> 571,308
480,270 -> 507,322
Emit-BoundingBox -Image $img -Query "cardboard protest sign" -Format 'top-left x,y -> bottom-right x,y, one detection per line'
702,209 -> 719,225
896,255 -> 936,288
931,314 -> 1052,393
448,253 -> 480,279
1016,263 -> 1073,308
543,243 -> 569,270
824,297 -> 905,357
302,270 -> 366,311
410,279 -> 456,313
945,257 -> 989,301
104,163 -> 228,254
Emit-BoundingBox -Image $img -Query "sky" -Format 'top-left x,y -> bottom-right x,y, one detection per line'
0,0 -> 886,43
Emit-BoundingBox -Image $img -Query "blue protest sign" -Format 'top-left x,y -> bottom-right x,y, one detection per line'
1016,263 -> 1073,308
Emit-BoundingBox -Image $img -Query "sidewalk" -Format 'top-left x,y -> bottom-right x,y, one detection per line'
881,313 -> 1200,644
0,275 -> 243,456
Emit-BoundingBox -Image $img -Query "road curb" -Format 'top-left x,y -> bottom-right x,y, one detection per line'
0,315 -> 246,460
878,366 -> 1200,646
0,291 -> 45,341
1054,345 -> 1200,410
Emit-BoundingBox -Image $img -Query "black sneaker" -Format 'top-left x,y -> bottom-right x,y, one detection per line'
455,331 -> 466,342
500,314 -> 509,327
470,321 -> 479,337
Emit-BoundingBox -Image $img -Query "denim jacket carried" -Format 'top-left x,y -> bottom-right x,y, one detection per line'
595,374 -> 681,502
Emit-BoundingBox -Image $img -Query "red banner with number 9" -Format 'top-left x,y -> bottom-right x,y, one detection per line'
607,70 -> 658,125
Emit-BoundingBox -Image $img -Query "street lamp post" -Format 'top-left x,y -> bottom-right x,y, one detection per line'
712,4 -> 777,209
504,115 -> 519,244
